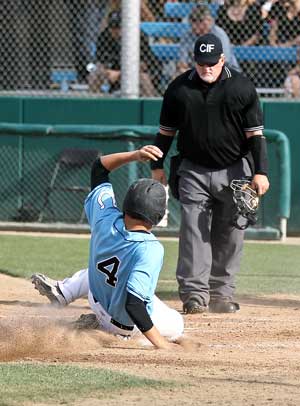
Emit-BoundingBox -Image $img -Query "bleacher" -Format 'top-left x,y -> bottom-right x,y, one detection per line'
149,43 -> 298,63
140,2 -> 299,96
140,22 -> 189,39
164,2 -> 220,19
50,69 -> 78,90
49,2 -> 298,97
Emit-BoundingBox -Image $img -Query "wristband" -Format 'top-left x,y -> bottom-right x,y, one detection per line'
247,135 -> 268,176
150,132 -> 174,170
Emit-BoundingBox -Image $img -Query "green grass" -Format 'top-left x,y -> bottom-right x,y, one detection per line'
0,235 -> 89,280
0,235 -> 299,404
159,241 -> 300,297
0,363 -> 168,405
1,235 -> 300,296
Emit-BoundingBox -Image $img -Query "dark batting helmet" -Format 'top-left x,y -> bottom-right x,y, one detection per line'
123,178 -> 166,226
230,179 -> 259,230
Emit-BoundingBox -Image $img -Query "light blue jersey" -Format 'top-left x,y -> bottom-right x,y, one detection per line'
84,182 -> 164,327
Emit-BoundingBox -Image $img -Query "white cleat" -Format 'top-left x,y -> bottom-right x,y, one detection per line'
31,273 -> 67,306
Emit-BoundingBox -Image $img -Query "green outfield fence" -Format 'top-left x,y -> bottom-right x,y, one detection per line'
0,124 -> 291,240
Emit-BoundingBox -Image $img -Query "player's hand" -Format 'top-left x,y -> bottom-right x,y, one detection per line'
106,69 -> 121,83
251,174 -> 270,196
136,145 -> 163,162
156,341 -> 183,351
152,169 -> 167,186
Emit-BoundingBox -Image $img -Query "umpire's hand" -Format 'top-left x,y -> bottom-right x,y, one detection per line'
251,174 -> 270,196
152,169 -> 167,186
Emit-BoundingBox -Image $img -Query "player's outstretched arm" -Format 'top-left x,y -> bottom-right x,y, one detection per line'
91,145 -> 163,190
101,145 -> 163,172
142,325 -> 173,350
125,292 -> 174,350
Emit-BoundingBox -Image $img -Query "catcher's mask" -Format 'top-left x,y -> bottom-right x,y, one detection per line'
230,179 -> 259,230
123,178 -> 166,226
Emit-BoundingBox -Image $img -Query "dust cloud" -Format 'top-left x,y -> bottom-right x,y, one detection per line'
0,315 -> 114,362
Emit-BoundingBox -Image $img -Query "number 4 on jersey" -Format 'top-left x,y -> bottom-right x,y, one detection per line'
97,256 -> 120,287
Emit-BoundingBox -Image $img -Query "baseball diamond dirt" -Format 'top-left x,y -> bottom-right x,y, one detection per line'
1,272 -> 300,405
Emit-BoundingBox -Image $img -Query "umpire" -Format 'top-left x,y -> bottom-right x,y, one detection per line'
151,33 -> 269,314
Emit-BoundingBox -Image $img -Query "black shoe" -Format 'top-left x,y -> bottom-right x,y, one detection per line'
183,299 -> 207,314
209,299 -> 240,313
71,313 -> 100,330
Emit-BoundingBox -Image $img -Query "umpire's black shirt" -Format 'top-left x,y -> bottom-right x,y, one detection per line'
160,66 -> 263,169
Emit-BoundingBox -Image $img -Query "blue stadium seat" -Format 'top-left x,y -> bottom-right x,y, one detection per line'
140,22 -> 189,39
151,44 -> 180,60
150,44 -> 298,63
164,2 -> 220,19
234,46 -> 298,62
51,69 -> 77,84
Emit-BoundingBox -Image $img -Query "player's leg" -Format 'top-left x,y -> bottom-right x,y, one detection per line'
87,291 -> 139,337
58,268 -> 89,303
150,295 -> 184,341
31,268 -> 89,306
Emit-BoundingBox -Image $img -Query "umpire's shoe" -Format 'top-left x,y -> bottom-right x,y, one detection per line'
209,298 -> 240,313
31,273 -> 67,307
183,299 -> 207,314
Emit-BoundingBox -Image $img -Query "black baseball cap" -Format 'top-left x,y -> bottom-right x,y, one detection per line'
108,11 -> 121,28
194,33 -> 223,66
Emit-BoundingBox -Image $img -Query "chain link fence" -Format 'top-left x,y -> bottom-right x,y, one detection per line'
0,127 -> 180,231
0,125 -> 290,239
0,1 -> 300,98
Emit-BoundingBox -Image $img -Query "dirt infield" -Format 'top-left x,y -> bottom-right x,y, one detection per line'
1,273 -> 300,405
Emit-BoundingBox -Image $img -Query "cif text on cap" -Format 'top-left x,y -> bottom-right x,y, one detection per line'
199,44 -> 215,53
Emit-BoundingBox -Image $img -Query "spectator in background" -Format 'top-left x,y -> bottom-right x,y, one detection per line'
88,11 -> 161,96
88,11 -> 121,94
267,0 -> 300,46
177,4 -> 240,75
65,0 -> 155,84
261,0 -> 277,19
265,0 -> 300,89
64,0 -> 125,85
96,0 -> 121,32
143,0 -> 169,21
216,0 -> 263,45
64,0 -> 106,84
99,0 -> 157,23
284,49 -> 300,98
216,0 -> 269,89
284,65 -> 300,97
142,0 -> 191,22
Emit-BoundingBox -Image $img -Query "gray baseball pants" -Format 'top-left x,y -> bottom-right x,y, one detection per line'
176,157 -> 252,306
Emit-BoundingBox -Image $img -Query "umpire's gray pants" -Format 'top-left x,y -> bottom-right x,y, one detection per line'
176,158 -> 252,306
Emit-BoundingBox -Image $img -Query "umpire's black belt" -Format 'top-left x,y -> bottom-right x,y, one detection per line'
93,295 -> 134,331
